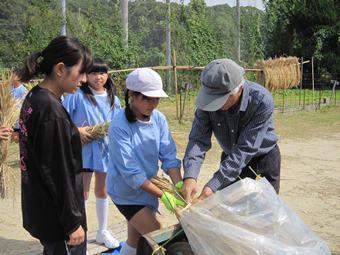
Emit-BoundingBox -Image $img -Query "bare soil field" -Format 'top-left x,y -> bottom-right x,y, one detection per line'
0,107 -> 339,254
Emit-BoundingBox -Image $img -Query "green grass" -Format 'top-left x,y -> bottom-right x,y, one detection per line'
157,98 -> 340,142
274,106 -> 340,139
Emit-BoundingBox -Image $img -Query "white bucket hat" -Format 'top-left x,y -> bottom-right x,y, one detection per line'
126,68 -> 168,98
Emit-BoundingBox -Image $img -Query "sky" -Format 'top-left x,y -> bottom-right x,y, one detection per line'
170,0 -> 265,10
206,0 -> 265,10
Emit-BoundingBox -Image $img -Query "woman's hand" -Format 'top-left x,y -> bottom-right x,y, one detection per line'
0,126 -> 13,141
78,127 -> 94,144
67,225 -> 85,246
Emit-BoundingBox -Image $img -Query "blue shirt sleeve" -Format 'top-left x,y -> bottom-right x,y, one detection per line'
183,109 -> 213,180
114,96 -> 121,109
109,125 -> 148,190
158,115 -> 181,174
62,93 -> 76,116
206,95 -> 275,191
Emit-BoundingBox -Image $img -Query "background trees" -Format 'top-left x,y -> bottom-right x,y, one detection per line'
0,0 -> 338,75
263,0 -> 339,73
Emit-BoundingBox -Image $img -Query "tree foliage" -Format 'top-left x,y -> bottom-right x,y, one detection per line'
1,0 -> 264,69
263,0 -> 340,73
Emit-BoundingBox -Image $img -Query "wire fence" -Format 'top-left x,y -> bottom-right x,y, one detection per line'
110,67 -> 339,121
1,66 -> 338,122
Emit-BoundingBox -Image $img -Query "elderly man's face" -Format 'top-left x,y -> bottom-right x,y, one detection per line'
220,85 -> 243,111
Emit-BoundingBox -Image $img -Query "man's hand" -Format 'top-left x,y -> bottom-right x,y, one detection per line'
67,225 -> 85,246
0,126 -> 13,141
181,178 -> 198,203
78,127 -> 94,144
198,186 -> 214,200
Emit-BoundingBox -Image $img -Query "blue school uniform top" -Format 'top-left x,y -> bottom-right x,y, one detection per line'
11,84 -> 28,102
63,89 -> 121,172
107,109 -> 181,211
11,84 -> 28,129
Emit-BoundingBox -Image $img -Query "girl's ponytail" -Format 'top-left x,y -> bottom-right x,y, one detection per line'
19,51 -> 43,82
18,36 -> 92,83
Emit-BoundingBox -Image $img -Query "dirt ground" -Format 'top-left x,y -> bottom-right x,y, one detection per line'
0,108 -> 339,254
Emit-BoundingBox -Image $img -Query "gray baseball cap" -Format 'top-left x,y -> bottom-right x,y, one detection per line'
196,58 -> 244,111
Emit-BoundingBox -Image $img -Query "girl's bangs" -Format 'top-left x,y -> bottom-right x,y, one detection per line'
88,63 -> 108,74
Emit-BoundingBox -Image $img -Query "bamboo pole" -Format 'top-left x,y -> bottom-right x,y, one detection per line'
299,57 -> 303,107
108,66 -> 263,74
311,57 -> 315,109
173,50 -> 179,120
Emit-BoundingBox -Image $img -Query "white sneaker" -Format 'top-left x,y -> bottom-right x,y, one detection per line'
96,230 -> 120,249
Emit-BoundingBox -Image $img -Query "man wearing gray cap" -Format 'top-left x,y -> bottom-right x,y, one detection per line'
182,58 -> 280,201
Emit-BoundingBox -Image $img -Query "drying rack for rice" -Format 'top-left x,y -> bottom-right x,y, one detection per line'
256,57 -> 301,91
0,74 -> 20,198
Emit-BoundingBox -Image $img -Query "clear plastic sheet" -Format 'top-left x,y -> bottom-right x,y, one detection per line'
180,178 -> 331,255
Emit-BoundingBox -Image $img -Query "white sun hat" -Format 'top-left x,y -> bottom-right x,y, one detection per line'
126,68 -> 168,98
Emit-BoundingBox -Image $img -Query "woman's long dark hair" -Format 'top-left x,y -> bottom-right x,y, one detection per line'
19,36 -> 92,82
80,58 -> 116,108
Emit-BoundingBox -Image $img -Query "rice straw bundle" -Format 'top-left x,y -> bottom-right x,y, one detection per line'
85,122 -> 110,139
0,76 -> 20,198
151,176 -> 188,210
256,57 -> 301,91
24,80 -> 40,91
151,176 -> 174,193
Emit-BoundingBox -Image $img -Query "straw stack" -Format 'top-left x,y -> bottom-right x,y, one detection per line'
0,76 -> 20,198
256,57 -> 301,90
85,122 -> 111,139
24,80 -> 39,91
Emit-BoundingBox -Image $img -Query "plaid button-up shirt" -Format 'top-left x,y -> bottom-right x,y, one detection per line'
183,80 -> 278,191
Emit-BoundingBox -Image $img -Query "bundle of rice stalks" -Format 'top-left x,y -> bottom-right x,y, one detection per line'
0,77 -> 20,199
152,176 -> 197,222
151,176 -> 187,206
85,122 -> 110,139
24,80 -> 40,91
151,176 -> 174,193
256,57 -> 301,91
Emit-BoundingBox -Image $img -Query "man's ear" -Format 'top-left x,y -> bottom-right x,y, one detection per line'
54,62 -> 66,78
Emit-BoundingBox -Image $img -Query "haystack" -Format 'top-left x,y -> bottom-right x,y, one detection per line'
0,75 -> 20,198
256,57 -> 301,90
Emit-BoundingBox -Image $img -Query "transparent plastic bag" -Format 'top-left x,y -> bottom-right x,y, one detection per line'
180,178 -> 331,255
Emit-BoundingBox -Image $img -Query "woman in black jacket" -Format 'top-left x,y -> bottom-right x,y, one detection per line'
18,36 -> 92,255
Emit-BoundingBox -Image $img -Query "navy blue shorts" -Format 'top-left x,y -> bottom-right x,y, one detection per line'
114,204 -> 146,221
82,168 -> 94,173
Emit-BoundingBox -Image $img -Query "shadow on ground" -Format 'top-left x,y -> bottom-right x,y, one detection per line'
0,237 -> 42,255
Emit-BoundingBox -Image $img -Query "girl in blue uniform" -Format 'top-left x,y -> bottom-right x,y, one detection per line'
63,58 -> 120,249
10,70 -> 28,142
107,68 -> 184,255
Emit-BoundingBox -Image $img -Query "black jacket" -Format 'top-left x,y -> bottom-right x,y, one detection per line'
19,86 -> 86,241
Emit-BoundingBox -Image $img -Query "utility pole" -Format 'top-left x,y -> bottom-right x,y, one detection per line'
165,0 -> 171,93
121,0 -> 129,48
236,0 -> 240,62
60,0 -> 67,36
